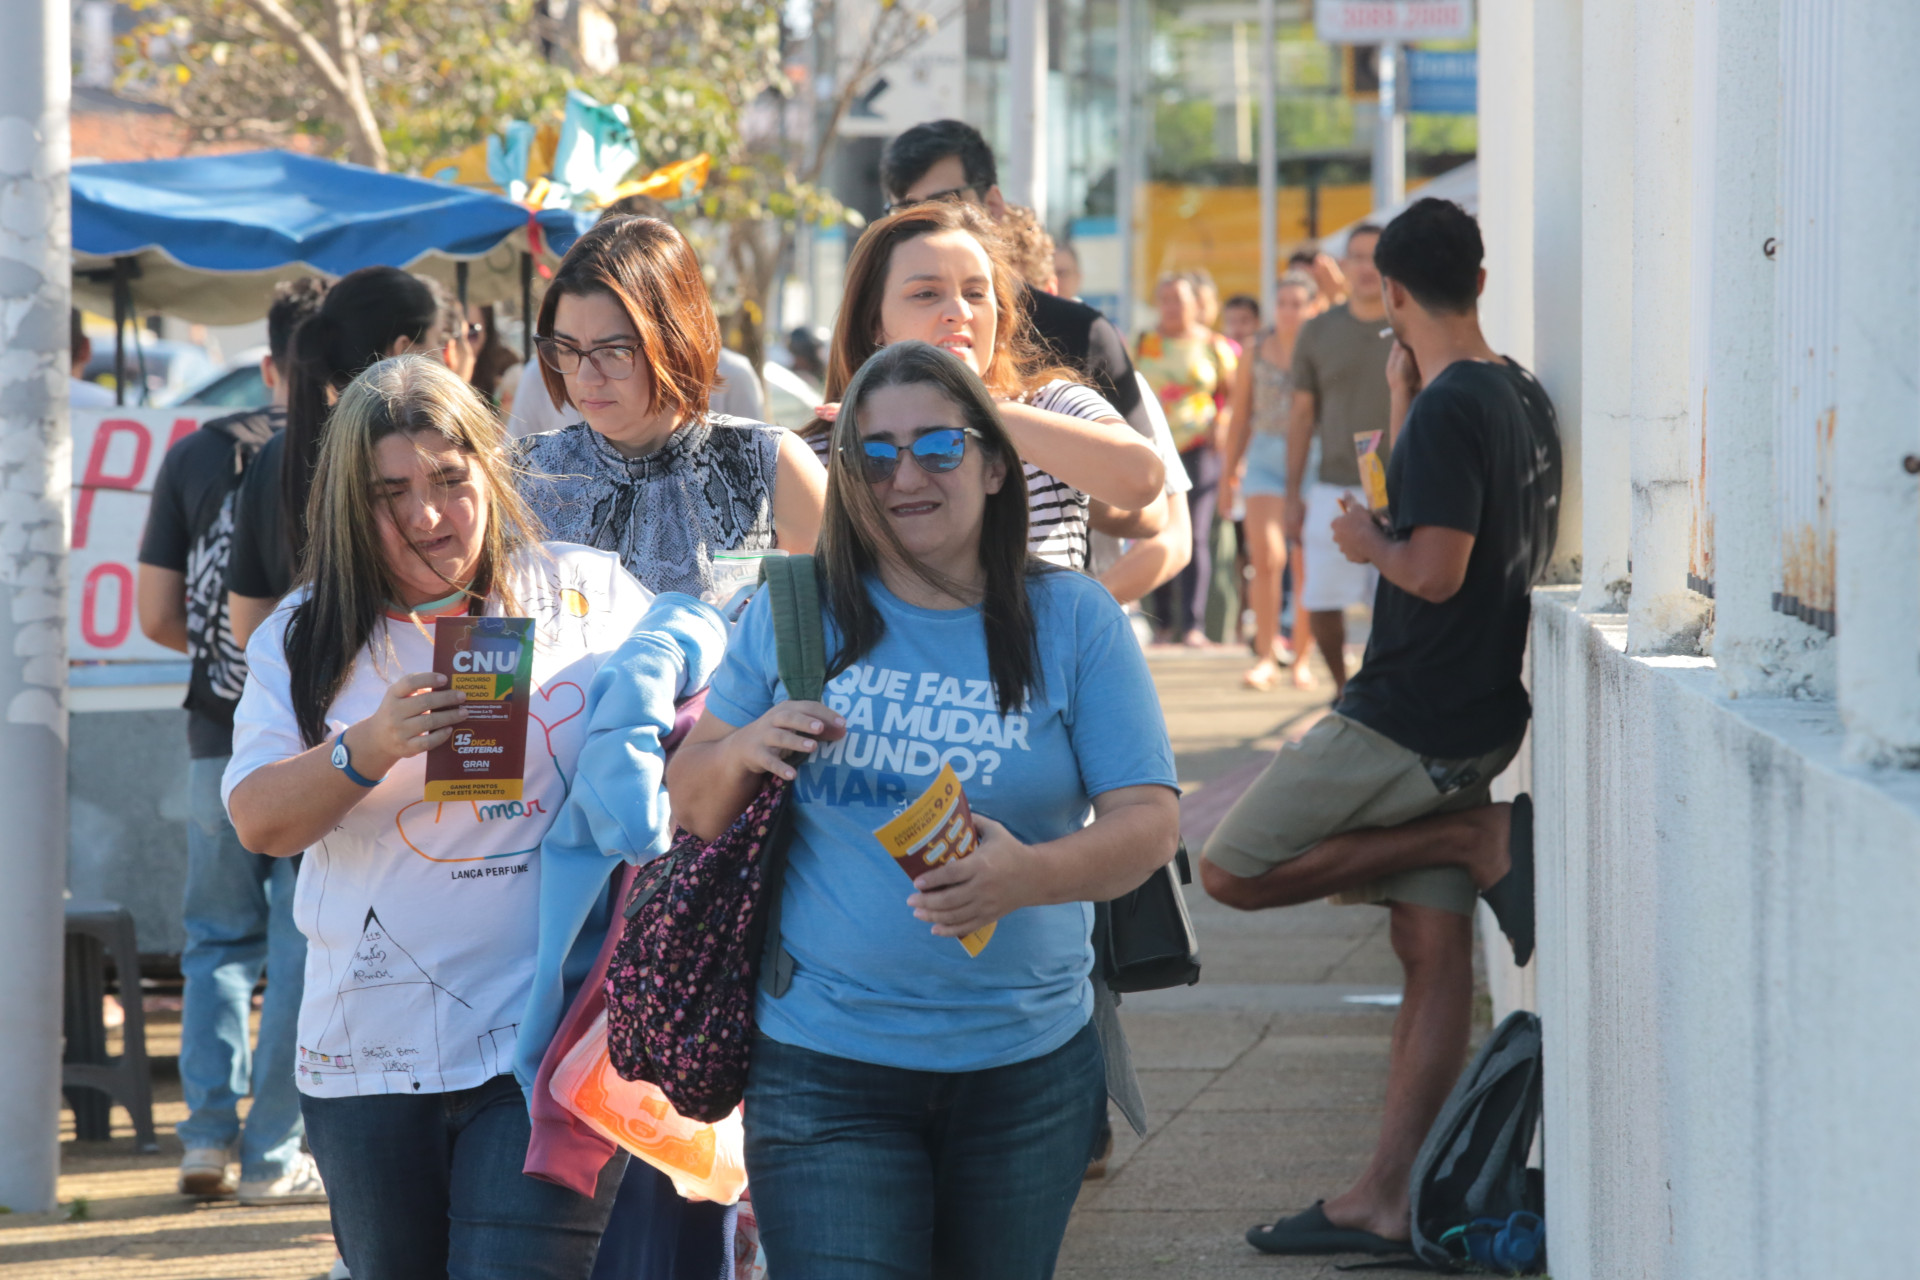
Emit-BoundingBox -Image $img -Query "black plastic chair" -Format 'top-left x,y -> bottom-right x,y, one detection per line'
63,899 -> 158,1153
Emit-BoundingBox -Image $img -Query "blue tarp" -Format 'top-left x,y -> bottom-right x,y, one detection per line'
71,150 -> 593,323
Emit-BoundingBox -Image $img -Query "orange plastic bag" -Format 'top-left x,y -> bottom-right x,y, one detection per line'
549,1009 -> 749,1205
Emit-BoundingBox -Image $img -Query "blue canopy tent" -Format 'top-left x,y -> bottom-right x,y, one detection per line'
71,150 -> 594,397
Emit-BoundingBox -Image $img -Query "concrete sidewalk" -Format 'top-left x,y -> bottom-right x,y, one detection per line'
1057,649 -> 1416,1278
1,646 -> 1427,1279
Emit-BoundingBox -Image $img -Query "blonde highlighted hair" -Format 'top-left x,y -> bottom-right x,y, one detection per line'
284,354 -> 545,747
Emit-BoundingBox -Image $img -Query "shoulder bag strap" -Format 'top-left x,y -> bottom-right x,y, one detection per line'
757,553 -> 825,998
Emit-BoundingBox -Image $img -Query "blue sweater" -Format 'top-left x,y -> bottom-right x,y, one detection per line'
514,592 -> 730,1093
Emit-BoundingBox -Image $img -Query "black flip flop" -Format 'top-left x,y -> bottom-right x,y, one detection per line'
1480,793 -> 1535,967
1246,1201 -> 1409,1256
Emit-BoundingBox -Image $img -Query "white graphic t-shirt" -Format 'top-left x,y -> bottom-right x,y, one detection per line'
223,542 -> 652,1098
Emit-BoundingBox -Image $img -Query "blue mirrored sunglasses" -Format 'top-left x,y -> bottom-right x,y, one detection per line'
850,427 -> 984,483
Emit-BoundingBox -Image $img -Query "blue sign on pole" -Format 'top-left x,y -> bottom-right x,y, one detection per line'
1407,49 -> 1477,115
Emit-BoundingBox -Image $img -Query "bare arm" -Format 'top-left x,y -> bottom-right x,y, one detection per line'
771,430 -> 827,554
666,700 -> 847,841
997,402 -> 1165,510
136,565 -> 189,654
228,593 -> 281,650
226,672 -> 470,857
1087,491 -> 1171,540
1283,388 -> 1317,541
908,784 -> 1182,940
1329,507 -> 1476,604
1221,348 -> 1256,481
1097,490 -> 1193,606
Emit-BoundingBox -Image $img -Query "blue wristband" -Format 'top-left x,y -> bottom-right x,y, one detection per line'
331,732 -> 384,788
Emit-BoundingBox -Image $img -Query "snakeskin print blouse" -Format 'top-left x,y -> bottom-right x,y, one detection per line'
518,415 -> 782,598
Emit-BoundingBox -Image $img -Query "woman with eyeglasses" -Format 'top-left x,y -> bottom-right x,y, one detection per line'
668,341 -> 1182,1278
802,200 -> 1165,571
514,215 -> 825,1276
517,216 -> 826,596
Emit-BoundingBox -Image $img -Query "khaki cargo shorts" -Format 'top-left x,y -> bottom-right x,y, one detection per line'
1203,712 -> 1521,917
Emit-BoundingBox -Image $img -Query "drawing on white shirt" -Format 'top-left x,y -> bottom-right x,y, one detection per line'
390,677 -> 588,862
304,908 -> 474,1094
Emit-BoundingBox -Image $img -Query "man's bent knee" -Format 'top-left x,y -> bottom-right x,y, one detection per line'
1200,855 -> 1265,911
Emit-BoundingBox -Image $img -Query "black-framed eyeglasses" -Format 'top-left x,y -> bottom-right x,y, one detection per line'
536,338 -> 641,380
882,185 -> 978,216
849,427 -> 985,484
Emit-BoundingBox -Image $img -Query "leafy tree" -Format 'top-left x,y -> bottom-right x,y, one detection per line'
120,0 -> 954,370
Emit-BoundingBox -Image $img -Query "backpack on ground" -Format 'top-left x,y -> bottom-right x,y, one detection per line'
184,409 -> 276,701
602,554 -> 823,1123
1406,1010 -> 1546,1275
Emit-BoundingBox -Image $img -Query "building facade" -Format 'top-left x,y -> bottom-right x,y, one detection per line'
1475,1 -> 1920,1275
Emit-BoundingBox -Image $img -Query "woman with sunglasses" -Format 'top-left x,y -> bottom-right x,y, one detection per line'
223,356 -> 652,1277
669,341 -> 1181,1278
803,200 -> 1165,571
518,216 -> 825,596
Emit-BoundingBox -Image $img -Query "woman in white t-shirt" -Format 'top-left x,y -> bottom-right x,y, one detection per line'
224,355 -> 651,1280
798,200 -> 1166,570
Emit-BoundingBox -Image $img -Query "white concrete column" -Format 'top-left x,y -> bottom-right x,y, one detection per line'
1256,0 -> 1277,322
1700,0 -> 1813,698
0,0 -> 71,1215
1115,0 -> 1137,334
1372,42 -> 1406,211
1007,0 -> 1049,222
1476,0 -> 1535,369
1577,0 -> 1633,613
1835,0 -> 1920,764
1533,0 -> 1583,584
1625,0 -> 1709,653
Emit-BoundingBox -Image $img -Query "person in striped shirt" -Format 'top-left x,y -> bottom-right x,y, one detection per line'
799,201 -> 1165,570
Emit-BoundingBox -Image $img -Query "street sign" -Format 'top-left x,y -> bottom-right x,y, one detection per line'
1407,48 -> 1477,114
1315,0 -> 1474,43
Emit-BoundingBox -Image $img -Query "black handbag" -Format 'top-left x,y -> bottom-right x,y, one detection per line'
1097,840 -> 1202,994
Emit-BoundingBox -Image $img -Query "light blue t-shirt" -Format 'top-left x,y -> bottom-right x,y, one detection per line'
704,569 -> 1178,1073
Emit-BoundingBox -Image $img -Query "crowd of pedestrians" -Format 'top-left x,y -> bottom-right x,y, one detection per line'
118,97 -> 1559,1277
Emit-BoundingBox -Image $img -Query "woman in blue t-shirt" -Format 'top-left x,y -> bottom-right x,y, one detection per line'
668,340 -> 1181,1278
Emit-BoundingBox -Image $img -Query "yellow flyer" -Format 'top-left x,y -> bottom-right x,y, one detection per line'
1353,429 -> 1390,512
872,763 -> 996,957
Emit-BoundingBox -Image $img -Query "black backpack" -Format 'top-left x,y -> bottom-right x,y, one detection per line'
183,410 -> 276,704
1406,1011 -> 1546,1274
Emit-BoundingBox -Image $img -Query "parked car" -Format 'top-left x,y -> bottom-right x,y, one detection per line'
170,347 -> 270,409
79,338 -> 217,407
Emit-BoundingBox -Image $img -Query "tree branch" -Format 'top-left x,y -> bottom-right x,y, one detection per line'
234,0 -> 386,168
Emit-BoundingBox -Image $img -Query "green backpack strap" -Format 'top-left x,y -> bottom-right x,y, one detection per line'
763,553 -> 826,705
756,553 -> 823,999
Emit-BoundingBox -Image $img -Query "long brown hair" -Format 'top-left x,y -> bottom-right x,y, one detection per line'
803,201 -> 1076,447
819,340 -> 1046,717
535,215 -> 719,426
283,356 -> 544,747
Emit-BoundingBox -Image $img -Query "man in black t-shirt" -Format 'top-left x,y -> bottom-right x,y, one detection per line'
1199,200 -> 1560,1256
135,278 -> 330,1205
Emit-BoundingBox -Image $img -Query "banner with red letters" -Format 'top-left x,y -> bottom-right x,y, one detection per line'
70,408 -> 223,664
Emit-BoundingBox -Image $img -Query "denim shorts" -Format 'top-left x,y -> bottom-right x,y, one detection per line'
1242,431 -> 1291,499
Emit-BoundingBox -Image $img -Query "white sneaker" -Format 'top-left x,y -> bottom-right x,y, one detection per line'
237,1151 -> 329,1206
178,1147 -> 236,1198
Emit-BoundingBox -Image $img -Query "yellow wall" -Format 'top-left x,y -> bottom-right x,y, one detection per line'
1136,180 -> 1382,307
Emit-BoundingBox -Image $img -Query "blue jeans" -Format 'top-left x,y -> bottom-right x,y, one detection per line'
589,1158 -> 727,1280
303,1073 -> 625,1280
176,754 -> 307,1180
743,1021 -> 1104,1279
